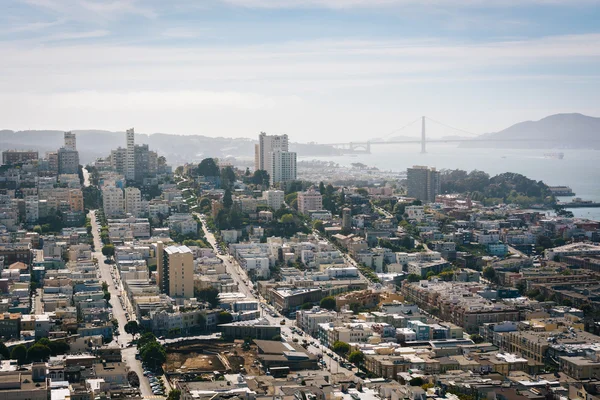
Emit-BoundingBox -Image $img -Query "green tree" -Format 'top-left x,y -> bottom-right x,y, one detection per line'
482,266 -> 497,282
195,287 -> 220,308
469,334 -> 484,344
223,189 -> 233,209
27,343 -> 51,362
313,220 -> 324,233
280,213 -> 294,224
167,389 -> 182,400
220,166 -> 236,189
252,170 -> 270,187
301,302 -> 313,310
406,274 -> 421,283
0,341 -> 9,359
11,345 -> 27,365
409,377 -> 424,386
141,342 -> 167,371
102,244 -> 115,259
101,281 -> 109,292
217,312 -> 234,325
137,332 -> 158,350
348,350 -> 365,366
125,321 -> 140,336
320,296 -> 336,310
197,158 -> 220,177
333,341 -> 350,355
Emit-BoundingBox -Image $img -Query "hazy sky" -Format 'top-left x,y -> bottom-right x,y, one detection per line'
1,0 -> 600,142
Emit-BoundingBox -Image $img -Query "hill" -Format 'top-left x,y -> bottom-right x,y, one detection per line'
460,113 -> 600,149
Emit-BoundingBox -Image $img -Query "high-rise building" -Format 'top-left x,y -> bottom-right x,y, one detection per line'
102,186 -> 124,218
124,187 -> 142,217
110,147 -> 127,175
69,189 -> 84,212
269,150 -> 297,185
342,207 -> 352,230
64,132 -> 77,151
406,165 -> 440,203
46,152 -> 59,173
125,128 -> 135,181
297,189 -> 323,214
156,242 -> 194,299
254,132 -> 296,186
57,148 -> 80,175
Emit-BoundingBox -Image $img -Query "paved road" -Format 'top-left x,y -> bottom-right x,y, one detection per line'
89,209 -> 156,398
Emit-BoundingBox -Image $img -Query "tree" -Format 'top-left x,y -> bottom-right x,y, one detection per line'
482,266 -> 497,282
252,170 -> 270,187
333,341 -> 350,355
47,340 -> 70,356
195,287 -> 220,308
101,281 -> 109,292
348,350 -> 365,366
406,274 -> 421,283
301,302 -> 313,310
27,343 -> 51,362
137,332 -> 158,350
469,334 -> 484,344
220,166 -> 236,189
104,291 -> 111,302
167,389 -> 182,400
0,341 -> 9,359
125,321 -> 140,336
313,220 -> 324,233
197,158 -> 220,177
102,244 -> 115,259
320,296 -> 336,310
11,345 -> 27,365
223,189 -> 233,209
536,235 -> 554,250
141,342 -> 167,371
217,312 -> 234,325
409,377 -> 424,386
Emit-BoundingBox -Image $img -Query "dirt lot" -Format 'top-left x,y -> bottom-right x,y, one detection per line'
166,352 -> 225,373
164,340 -> 261,375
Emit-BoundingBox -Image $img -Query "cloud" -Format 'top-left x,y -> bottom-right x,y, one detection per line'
22,0 -> 158,21
162,27 -> 208,39
42,30 -> 110,42
219,0 -> 600,8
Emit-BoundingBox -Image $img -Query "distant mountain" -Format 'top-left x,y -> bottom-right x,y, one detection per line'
460,113 -> 600,149
0,130 -> 341,165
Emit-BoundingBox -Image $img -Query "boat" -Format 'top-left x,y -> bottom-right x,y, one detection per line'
544,152 -> 564,160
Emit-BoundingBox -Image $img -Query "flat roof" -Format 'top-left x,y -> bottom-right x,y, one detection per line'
165,245 -> 192,254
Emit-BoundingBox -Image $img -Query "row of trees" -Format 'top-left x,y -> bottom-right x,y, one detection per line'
3,338 -> 70,365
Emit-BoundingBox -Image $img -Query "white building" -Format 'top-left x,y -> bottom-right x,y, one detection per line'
269,150 -> 297,185
125,128 -> 135,181
263,190 -> 285,210
297,189 -> 323,214
167,213 -> 198,236
64,131 -> 77,151
124,187 -> 142,217
102,187 -> 124,218
296,307 -> 336,336
406,205 -> 425,221
255,132 -> 288,171
25,196 -> 39,224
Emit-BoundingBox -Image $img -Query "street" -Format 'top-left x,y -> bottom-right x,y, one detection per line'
89,209 -> 156,398
195,213 -> 355,377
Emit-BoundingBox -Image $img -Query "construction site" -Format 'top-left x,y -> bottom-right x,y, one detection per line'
164,339 -> 262,380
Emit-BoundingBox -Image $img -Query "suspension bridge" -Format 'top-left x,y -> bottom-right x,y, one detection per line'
325,116 -> 538,154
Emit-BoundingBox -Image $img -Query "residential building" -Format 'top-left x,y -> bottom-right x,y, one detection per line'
157,242 -> 194,299
296,307 -> 336,336
263,190 -> 285,210
102,187 -> 124,218
168,213 -> 198,236
297,189 -> 323,214
68,189 -> 84,212
57,148 -> 79,175
255,132 -> 289,171
406,206 -> 425,221
406,165 -> 440,203
124,187 -> 142,217
269,150 -> 297,185
125,128 -> 135,181
2,150 -> 38,165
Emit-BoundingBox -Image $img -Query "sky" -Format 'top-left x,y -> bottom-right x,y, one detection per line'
1,0 -> 600,142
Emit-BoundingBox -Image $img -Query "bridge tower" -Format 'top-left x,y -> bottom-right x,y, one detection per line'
366,141 -> 371,154
421,116 -> 426,154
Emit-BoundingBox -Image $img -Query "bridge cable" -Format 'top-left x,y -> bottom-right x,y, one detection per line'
424,117 -> 479,137
377,117 -> 422,141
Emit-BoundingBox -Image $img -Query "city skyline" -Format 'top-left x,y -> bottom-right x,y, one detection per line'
1,0 -> 600,141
